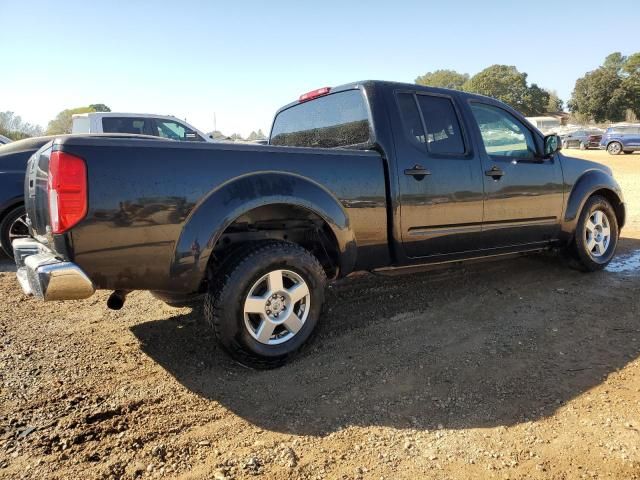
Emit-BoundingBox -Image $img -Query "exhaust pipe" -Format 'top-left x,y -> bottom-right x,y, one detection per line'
107,290 -> 129,310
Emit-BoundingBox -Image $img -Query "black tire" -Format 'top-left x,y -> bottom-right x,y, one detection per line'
204,240 -> 327,369
562,141 -> 569,150
0,205 -> 27,258
607,142 -> 623,155
572,195 -> 619,271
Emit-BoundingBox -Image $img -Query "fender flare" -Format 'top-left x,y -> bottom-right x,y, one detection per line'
562,169 -> 625,237
168,172 -> 357,292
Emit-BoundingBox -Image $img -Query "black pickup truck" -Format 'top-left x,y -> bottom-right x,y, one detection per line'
14,81 -> 625,368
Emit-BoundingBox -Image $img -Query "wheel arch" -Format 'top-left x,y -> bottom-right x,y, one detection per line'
168,172 -> 357,293
562,169 -> 625,239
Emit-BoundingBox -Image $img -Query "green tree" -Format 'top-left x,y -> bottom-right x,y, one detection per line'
603,52 -> 626,73
0,111 -> 43,139
462,65 -> 550,115
89,103 -> 111,112
415,69 -> 469,90
568,52 -> 639,122
46,106 -> 96,134
546,90 -> 564,112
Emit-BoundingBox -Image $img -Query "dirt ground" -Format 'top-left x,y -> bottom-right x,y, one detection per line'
1,149 -> 640,480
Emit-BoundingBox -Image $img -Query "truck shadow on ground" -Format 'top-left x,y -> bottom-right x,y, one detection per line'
131,239 -> 640,436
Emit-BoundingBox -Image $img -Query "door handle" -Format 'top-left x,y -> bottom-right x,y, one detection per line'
404,164 -> 431,178
485,166 -> 505,179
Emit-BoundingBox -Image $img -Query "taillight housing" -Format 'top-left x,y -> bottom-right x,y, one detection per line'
48,151 -> 87,234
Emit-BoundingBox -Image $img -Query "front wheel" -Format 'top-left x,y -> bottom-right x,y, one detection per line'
204,241 -> 327,368
607,142 -> 623,155
572,195 -> 619,271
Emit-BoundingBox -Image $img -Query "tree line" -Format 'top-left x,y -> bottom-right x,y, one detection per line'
415,51 -> 639,122
2,52 -> 638,141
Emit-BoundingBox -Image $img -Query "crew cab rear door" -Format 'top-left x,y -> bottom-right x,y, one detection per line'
468,101 -> 564,247
392,90 -> 484,258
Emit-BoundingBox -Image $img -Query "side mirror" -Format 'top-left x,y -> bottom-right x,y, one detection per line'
544,134 -> 561,157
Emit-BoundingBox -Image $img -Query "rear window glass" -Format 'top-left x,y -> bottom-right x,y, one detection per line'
270,90 -> 371,148
396,93 -> 465,155
416,95 -> 465,154
102,117 -> 149,135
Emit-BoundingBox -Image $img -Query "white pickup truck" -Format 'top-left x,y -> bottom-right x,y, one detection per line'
72,112 -> 214,142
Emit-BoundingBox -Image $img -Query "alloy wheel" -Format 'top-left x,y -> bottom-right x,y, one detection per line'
243,269 -> 311,345
607,142 -> 622,155
584,209 -> 611,258
9,213 -> 29,244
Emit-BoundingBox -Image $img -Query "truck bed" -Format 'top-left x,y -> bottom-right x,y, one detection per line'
26,137 -> 389,292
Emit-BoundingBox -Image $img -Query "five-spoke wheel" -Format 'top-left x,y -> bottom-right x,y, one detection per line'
573,195 -> 618,271
243,269 -> 311,345
584,210 -> 610,258
204,241 -> 326,368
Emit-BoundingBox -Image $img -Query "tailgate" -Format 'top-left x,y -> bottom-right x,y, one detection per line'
25,143 -> 53,241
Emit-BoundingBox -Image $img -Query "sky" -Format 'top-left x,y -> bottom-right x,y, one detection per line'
2,0 -> 639,137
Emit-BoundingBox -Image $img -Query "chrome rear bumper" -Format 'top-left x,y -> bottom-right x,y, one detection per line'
13,238 -> 95,301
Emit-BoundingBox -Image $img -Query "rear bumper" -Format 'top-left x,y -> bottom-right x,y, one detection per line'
13,238 -> 95,301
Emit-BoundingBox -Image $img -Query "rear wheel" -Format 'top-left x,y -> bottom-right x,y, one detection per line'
572,195 -> 618,271
607,142 -> 623,155
204,241 -> 326,368
0,205 -> 28,258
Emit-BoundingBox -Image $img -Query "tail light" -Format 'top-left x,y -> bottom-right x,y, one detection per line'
48,151 -> 87,234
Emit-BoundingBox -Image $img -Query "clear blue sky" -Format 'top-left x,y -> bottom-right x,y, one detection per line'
2,0 -> 639,136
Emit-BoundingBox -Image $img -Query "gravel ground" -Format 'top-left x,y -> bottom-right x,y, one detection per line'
1,150 -> 640,479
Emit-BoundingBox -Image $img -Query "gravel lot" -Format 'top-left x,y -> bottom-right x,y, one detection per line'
1,150 -> 640,479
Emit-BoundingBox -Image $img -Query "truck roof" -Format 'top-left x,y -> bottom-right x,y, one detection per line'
273,79 -> 498,117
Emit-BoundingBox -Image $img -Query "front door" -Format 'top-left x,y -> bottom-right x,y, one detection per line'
394,91 -> 485,258
468,102 -> 564,247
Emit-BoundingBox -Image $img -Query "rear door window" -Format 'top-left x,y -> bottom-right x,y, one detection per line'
270,89 -> 371,148
415,94 -> 465,154
396,92 -> 466,155
102,117 -> 152,135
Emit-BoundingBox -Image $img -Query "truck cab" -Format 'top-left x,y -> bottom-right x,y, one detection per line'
71,112 -> 214,143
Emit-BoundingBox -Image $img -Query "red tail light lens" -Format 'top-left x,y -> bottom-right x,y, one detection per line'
299,87 -> 331,103
48,151 -> 87,234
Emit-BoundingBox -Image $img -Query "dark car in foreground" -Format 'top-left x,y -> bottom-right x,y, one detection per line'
0,136 -> 53,257
599,124 -> 640,155
13,81 -> 625,368
561,129 -> 603,150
